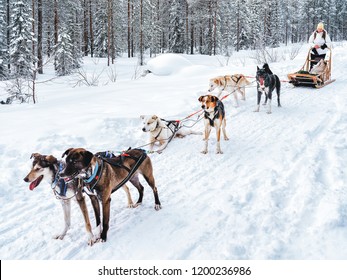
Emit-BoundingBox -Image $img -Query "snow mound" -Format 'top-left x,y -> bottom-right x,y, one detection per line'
146,54 -> 193,76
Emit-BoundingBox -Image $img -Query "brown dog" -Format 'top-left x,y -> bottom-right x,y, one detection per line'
23,153 -> 101,245
208,74 -> 251,106
198,95 -> 229,154
59,148 -> 161,242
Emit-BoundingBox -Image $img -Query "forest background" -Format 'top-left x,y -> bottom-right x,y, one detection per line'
0,0 -> 346,92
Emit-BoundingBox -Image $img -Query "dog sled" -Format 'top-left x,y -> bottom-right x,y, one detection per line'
287,47 -> 335,88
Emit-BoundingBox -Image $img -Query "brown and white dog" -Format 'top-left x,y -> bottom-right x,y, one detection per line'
23,153 -> 101,245
208,74 -> 251,106
198,95 -> 229,154
140,115 -> 202,153
59,148 -> 161,242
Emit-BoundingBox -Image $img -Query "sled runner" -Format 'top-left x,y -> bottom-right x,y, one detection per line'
287,47 -> 335,88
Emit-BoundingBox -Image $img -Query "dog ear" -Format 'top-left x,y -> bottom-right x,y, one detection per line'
140,115 -> 145,120
81,150 -> 94,167
257,66 -> 260,70
211,96 -> 218,102
62,148 -> 73,158
198,96 -> 204,102
45,155 -> 58,164
30,153 -> 41,159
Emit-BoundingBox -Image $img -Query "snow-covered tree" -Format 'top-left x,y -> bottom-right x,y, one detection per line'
9,0 -> 36,78
55,30 -> 74,76
55,3 -> 83,76
169,0 -> 186,53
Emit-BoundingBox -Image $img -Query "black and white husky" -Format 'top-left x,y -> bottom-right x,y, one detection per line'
255,63 -> 281,114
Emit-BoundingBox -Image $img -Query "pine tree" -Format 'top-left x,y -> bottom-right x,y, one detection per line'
169,0 -> 186,53
54,2 -> 82,76
55,29 -> 74,76
9,0 -> 36,78
94,0 -> 108,57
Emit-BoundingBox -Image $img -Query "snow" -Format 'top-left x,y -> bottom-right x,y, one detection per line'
1,42 -> 347,260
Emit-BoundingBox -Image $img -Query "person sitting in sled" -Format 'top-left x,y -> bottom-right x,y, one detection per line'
308,22 -> 331,69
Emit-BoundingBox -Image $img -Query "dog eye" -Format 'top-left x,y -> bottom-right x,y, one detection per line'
35,167 -> 42,171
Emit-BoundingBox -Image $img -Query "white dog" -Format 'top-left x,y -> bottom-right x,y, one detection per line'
140,115 -> 202,152
208,74 -> 251,106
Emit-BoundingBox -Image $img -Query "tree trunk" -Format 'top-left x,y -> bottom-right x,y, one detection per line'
54,0 -> 58,70
89,0 -> 94,57
83,0 -> 88,56
37,0 -> 43,73
107,0 -> 111,66
32,0 -> 36,69
6,0 -> 10,70
213,2 -> 217,56
54,0 -> 58,46
140,0 -> 144,65
127,0 -> 131,58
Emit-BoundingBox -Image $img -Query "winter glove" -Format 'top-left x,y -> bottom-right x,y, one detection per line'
321,43 -> 327,50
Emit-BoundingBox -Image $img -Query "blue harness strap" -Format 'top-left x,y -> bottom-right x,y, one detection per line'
84,161 -> 99,184
58,179 -> 67,196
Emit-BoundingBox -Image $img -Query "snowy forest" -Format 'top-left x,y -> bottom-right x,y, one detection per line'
0,0 -> 346,82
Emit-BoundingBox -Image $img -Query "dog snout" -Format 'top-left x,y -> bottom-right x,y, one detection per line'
201,105 -> 205,109
23,177 -> 29,182
142,127 -> 146,132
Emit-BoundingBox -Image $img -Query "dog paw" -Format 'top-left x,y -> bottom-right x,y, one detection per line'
53,234 -> 65,240
134,202 -> 142,208
224,137 -> 229,141
253,109 -> 259,112
201,150 -> 208,154
88,238 -> 96,246
154,204 -> 162,211
216,150 -> 223,154
266,111 -> 272,114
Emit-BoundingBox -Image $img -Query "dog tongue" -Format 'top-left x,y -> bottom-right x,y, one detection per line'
29,176 -> 43,191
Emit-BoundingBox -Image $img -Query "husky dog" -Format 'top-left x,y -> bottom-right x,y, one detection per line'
198,95 -> 229,154
59,148 -> 161,242
140,115 -> 202,153
208,74 -> 251,106
23,153 -> 100,245
255,63 -> 281,114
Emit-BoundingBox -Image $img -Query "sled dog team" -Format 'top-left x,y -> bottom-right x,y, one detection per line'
23,63 -> 281,245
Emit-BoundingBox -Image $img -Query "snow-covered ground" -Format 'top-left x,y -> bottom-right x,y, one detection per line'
1,42 -> 347,260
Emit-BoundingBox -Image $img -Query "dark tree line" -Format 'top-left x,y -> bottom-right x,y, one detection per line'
0,0 -> 346,80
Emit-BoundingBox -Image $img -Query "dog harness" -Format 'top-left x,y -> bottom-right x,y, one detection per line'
51,161 -> 80,200
204,100 -> 225,127
231,75 -> 243,85
83,149 -> 148,195
83,159 -> 104,193
161,119 -> 181,143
